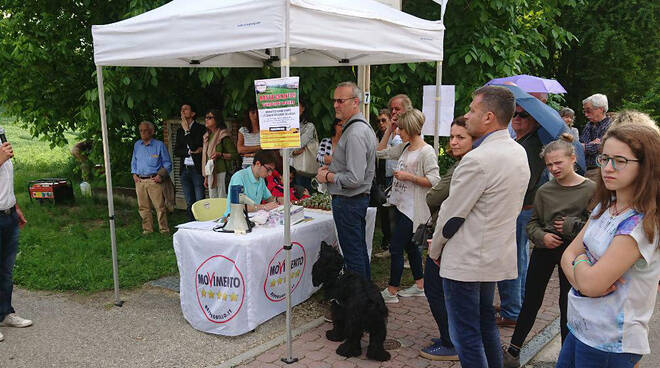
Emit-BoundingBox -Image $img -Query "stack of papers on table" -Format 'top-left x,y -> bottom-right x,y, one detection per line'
271,205 -> 305,225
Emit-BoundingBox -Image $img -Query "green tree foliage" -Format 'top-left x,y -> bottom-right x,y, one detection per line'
1,0 -> 580,185
542,0 -> 660,125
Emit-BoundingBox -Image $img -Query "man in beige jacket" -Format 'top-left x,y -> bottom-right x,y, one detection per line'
429,86 -> 530,367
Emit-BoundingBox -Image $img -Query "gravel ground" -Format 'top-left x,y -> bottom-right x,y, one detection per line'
0,286 -> 324,368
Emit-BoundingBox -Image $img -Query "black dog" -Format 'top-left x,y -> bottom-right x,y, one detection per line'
312,242 -> 390,361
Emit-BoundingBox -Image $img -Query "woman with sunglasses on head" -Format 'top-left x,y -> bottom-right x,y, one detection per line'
374,109 -> 402,257
556,125 -> 660,367
201,109 -> 239,198
376,109 -> 440,304
502,134 -> 595,367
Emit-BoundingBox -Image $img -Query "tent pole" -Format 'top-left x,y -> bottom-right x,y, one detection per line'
281,0 -> 297,364
96,66 -> 123,307
433,61 -> 443,155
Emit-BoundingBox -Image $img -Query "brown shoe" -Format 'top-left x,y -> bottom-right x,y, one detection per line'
495,316 -> 517,327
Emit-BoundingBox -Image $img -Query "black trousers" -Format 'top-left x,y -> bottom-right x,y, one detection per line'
510,245 -> 571,348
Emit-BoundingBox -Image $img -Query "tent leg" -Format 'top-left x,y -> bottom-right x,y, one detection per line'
96,66 -> 123,307
280,3 -> 297,362
433,61 -> 443,155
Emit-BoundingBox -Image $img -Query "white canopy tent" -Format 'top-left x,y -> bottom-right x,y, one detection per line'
92,0 -> 445,361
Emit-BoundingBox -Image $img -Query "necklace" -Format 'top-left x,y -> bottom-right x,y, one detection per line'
611,201 -> 631,216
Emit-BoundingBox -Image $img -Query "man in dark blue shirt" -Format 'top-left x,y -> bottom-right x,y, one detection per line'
131,121 -> 172,234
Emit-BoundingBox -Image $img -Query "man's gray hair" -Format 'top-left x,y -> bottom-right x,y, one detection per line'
388,94 -> 413,112
139,121 -> 155,131
559,107 -> 575,118
582,94 -> 608,113
336,81 -> 363,103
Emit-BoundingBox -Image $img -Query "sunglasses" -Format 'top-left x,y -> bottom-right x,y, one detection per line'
513,111 -> 531,119
205,115 -> 215,120
331,97 -> 356,104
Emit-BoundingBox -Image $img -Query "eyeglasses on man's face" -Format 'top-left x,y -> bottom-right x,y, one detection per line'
512,110 -> 531,119
332,97 -> 356,105
596,154 -> 639,171
264,165 -> 275,173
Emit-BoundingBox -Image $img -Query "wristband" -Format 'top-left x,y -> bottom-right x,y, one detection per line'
572,259 -> 591,270
325,171 -> 330,183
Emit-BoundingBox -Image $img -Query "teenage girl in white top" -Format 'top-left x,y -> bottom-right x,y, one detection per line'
558,125 -> 660,367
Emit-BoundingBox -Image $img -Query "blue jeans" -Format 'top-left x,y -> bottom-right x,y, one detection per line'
443,278 -> 501,368
424,256 -> 453,348
332,195 -> 370,280
0,208 -> 19,321
556,332 -> 642,368
180,165 -> 205,220
497,208 -> 532,320
388,207 -> 424,287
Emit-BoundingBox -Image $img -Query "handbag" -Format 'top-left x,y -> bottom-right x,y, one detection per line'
412,215 -> 434,248
291,122 -> 320,176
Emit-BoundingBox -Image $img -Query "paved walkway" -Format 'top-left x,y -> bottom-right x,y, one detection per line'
236,272 -> 562,368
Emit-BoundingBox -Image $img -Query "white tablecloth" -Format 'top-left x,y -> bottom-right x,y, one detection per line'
173,208 -> 376,336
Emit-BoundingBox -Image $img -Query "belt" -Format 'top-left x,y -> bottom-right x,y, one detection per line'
138,174 -> 158,179
333,193 -> 369,200
0,206 -> 15,216
522,205 -> 534,210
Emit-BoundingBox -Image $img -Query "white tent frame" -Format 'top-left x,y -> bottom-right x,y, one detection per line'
93,0 -> 446,362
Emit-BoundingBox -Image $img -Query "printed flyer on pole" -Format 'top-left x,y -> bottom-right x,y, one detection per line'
254,77 -> 300,149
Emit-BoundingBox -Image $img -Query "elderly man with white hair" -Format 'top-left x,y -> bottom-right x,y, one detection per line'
580,93 -> 611,181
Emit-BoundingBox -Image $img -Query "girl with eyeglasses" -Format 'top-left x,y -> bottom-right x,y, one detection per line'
556,125 -> 660,367
502,134 -> 595,367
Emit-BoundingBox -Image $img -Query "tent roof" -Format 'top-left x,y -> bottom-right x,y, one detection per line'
92,0 -> 444,67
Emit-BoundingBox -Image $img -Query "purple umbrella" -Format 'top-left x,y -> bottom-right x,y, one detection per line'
485,74 -> 567,94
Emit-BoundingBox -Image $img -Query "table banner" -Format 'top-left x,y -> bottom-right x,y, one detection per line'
173,209 -> 376,336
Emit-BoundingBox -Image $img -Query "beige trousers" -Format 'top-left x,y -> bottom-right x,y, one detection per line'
136,179 -> 169,233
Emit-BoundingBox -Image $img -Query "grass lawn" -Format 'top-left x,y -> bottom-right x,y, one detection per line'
4,119 -> 187,292
3,118 -> 410,293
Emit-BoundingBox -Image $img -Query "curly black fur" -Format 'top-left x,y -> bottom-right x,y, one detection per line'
312,242 -> 390,361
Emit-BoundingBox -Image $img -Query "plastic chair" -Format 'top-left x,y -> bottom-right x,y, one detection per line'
191,198 -> 227,221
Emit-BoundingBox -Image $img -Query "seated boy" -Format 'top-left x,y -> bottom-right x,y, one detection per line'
224,150 -> 282,216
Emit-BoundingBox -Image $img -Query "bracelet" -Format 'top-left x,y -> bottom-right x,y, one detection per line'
325,171 -> 330,183
572,259 -> 591,270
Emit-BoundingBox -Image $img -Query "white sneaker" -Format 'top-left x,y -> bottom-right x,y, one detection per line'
380,288 -> 399,304
0,313 -> 33,328
397,285 -> 425,297
0,330 -> 3,342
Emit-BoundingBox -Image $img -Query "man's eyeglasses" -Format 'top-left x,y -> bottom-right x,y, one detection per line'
264,165 -> 275,173
331,97 -> 356,104
596,154 -> 639,171
205,115 -> 215,120
512,111 -> 531,119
